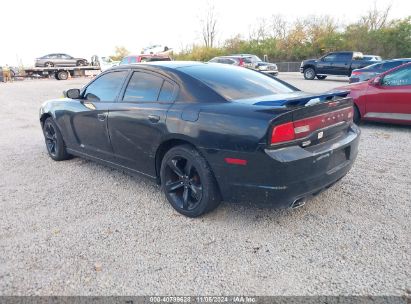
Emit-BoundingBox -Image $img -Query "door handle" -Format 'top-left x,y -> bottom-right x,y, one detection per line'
97,113 -> 107,121
148,114 -> 160,123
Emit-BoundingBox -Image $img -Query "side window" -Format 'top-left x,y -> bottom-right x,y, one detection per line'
335,53 -> 352,61
129,57 -> 137,64
382,67 -> 411,87
84,71 -> 128,102
158,81 -> 175,102
120,57 -> 129,65
381,61 -> 402,71
323,54 -> 337,62
123,72 -> 164,102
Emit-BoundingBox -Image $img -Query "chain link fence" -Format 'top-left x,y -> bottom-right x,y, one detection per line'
275,62 -> 302,72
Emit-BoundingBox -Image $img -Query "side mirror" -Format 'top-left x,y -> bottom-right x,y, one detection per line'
65,88 -> 81,99
370,76 -> 382,86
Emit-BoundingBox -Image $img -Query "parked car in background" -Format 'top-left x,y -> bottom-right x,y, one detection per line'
363,55 -> 383,61
338,62 -> 411,124
119,54 -> 172,65
39,62 -> 359,217
349,58 -> 411,83
300,51 -> 381,80
141,45 -> 173,55
209,54 -> 278,76
91,55 -> 120,71
35,53 -> 88,67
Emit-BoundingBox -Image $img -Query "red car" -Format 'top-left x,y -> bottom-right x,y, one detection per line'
119,54 -> 171,65
338,62 -> 411,125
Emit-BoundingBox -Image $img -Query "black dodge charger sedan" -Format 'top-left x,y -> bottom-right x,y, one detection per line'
40,62 -> 360,217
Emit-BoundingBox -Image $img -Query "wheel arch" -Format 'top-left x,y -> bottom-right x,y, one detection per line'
303,64 -> 316,72
39,112 -> 52,127
155,137 -> 198,182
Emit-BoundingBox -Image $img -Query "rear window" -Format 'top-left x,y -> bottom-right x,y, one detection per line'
363,62 -> 383,70
181,64 -> 294,100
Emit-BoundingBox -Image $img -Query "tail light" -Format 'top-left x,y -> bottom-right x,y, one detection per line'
270,107 -> 354,145
351,71 -> 361,75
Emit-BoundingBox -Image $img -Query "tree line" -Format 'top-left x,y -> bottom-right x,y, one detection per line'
175,5 -> 411,62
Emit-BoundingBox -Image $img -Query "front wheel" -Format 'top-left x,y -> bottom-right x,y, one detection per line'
42,117 -> 71,161
76,60 -> 86,66
303,68 -> 316,80
160,145 -> 221,217
353,105 -> 361,124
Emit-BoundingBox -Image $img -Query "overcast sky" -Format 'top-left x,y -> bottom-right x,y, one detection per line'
1,0 -> 409,66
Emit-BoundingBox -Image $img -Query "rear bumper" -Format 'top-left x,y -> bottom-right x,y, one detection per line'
207,124 -> 360,208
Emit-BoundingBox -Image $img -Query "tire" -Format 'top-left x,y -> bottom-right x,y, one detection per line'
42,117 -> 71,161
303,67 -> 316,80
57,70 -> 68,80
76,60 -> 86,66
44,62 -> 54,67
353,105 -> 361,124
316,75 -> 327,80
160,145 -> 221,217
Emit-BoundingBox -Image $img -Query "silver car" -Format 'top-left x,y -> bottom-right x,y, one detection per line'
35,53 -> 88,67
209,54 -> 279,76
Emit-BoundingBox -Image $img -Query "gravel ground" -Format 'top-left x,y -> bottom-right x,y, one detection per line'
0,74 -> 410,296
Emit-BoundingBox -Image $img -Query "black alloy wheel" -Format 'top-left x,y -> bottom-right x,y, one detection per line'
42,117 -> 71,161
161,145 -> 221,217
164,156 -> 203,210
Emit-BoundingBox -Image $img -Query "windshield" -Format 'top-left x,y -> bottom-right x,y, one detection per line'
182,63 -> 295,101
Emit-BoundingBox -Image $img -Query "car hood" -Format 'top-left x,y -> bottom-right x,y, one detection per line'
302,59 -> 318,64
234,90 -> 350,107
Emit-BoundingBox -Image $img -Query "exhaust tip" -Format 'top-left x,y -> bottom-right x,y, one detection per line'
291,198 -> 307,209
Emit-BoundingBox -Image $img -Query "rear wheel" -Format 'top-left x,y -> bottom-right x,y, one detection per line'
42,117 -> 71,161
304,67 -> 316,80
160,145 -> 221,217
316,75 -> 327,80
57,70 -> 69,80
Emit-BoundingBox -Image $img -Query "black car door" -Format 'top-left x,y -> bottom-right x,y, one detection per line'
107,70 -> 177,177
317,53 -> 337,74
68,70 -> 129,161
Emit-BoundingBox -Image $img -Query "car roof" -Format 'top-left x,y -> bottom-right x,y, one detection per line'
125,54 -> 170,58
125,61 -> 204,69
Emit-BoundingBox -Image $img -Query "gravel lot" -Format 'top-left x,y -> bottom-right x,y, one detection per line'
0,74 -> 410,296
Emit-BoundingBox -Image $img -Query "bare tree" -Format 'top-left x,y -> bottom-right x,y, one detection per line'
200,2 -> 218,48
249,18 -> 269,42
269,15 -> 288,40
360,2 -> 392,31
